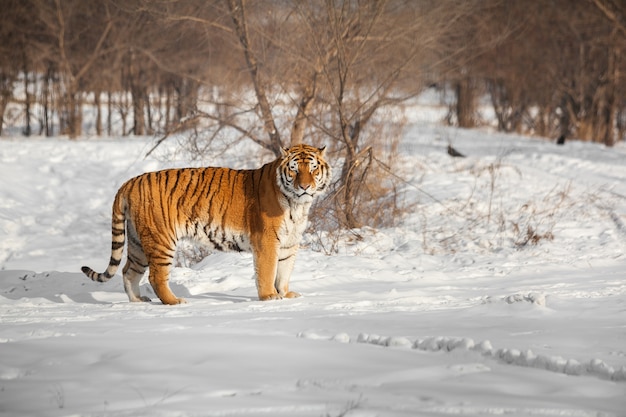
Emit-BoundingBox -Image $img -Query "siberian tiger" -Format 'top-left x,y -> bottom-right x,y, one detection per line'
81,144 -> 331,305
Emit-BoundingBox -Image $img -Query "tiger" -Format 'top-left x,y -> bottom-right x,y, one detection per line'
81,144 -> 331,305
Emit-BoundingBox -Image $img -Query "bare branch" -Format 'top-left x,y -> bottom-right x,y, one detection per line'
226,0 -> 282,155
589,0 -> 626,37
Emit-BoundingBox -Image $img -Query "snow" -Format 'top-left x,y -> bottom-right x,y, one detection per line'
1,116 -> 626,416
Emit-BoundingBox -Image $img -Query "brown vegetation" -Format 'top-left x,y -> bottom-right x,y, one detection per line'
1,0 -> 625,230
3,1 -> 625,145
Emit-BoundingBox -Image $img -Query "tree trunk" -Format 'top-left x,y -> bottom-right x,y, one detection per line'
290,74 -> 318,145
131,88 -> 145,135
131,84 -> 145,136
95,90 -> 102,136
0,69 -> 15,137
558,94 -> 574,141
120,91 -> 129,135
596,44 -> 618,146
22,65 -> 32,137
165,83 -> 172,132
66,89 -> 82,139
42,65 -> 53,136
592,83 -> 615,146
145,90 -> 153,135
107,91 -> 113,136
456,77 -> 476,128
339,147 -> 359,229
227,0 -> 283,156
174,77 -> 198,122
0,92 -> 8,137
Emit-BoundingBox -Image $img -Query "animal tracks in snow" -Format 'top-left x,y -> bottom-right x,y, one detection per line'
297,330 -> 626,382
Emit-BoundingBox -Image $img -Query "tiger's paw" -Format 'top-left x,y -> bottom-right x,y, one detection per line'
161,297 -> 187,305
259,293 -> 283,301
284,291 -> 301,299
129,295 -> 152,303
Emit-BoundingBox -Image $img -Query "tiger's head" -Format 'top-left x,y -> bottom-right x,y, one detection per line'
277,144 -> 331,204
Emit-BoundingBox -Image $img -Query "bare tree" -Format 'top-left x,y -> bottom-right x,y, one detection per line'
192,0 -> 456,227
178,0 -> 472,228
449,0 -> 626,145
30,0 -> 114,138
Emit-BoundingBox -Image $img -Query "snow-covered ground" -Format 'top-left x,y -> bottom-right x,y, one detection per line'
1,116 -> 626,416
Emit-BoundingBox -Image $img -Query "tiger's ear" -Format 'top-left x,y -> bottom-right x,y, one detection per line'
280,147 -> 290,158
318,146 -> 326,156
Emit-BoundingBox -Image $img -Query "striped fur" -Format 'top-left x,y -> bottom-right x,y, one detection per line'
82,144 -> 331,304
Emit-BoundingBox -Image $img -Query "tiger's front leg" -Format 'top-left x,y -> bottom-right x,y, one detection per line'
275,252 -> 300,299
252,244 -> 282,301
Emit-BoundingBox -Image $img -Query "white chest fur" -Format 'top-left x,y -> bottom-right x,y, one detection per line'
278,200 -> 311,251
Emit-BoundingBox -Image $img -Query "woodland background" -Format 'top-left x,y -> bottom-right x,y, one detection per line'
1,0 -> 625,228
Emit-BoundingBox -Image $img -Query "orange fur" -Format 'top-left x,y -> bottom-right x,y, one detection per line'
82,144 -> 331,304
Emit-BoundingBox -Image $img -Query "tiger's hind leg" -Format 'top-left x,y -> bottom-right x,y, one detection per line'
122,243 -> 151,302
148,261 -> 187,305
121,224 -> 151,302
138,227 -> 185,305
145,243 -> 187,305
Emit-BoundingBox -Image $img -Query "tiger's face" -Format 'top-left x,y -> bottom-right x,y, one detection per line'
278,144 -> 331,204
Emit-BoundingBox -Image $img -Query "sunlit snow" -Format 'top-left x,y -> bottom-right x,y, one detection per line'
1,107 -> 625,416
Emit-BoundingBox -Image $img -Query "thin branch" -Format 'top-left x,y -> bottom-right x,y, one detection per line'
589,0 -> 626,37
226,0 -> 282,155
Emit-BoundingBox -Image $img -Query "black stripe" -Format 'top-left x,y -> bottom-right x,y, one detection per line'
230,170 -> 240,201
205,170 -> 220,200
278,254 -> 295,262
193,221 -> 200,238
212,169 -> 225,205
128,233 -> 142,248
178,169 -> 198,210
256,165 -> 266,195
129,265 -> 145,274
219,170 -> 239,232
214,169 -> 232,218
172,169 -> 182,191
164,170 -> 173,208
151,252 -> 173,261
178,169 -> 196,209
230,241 -> 242,252
158,172 -> 169,225
193,168 -> 208,207
126,176 -> 139,198
195,168 -> 206,197
128,254 -> 148,269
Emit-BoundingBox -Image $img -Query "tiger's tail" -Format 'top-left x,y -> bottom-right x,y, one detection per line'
81,188 -> 127,283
